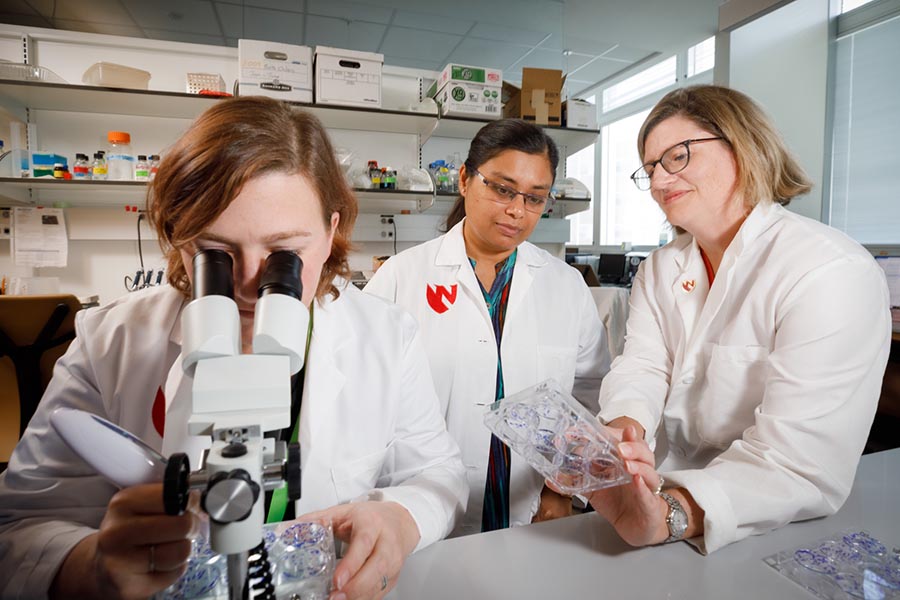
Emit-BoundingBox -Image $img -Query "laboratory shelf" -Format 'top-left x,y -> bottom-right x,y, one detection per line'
0,79 -> 435,137
0,79 -> 596,148
435,115 -> 600,154
0,177 -> 442,212
0,80 -> 220,120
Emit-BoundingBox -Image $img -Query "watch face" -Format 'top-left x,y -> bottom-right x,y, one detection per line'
670,504 -> 688,536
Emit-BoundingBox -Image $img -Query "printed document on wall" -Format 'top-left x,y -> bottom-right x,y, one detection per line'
12,207 -> 68,267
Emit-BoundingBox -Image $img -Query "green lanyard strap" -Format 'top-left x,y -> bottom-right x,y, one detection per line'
266,302 -> 314,524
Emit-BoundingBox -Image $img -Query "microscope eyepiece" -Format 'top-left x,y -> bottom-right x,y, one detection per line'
192,249 -> 234,300
258,251 -> 303,301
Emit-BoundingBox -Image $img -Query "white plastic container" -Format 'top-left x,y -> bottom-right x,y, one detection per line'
82,62 -> 151,90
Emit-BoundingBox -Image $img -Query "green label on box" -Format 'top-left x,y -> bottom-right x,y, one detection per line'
452,86 -> 467,101
451,66 -> 485,83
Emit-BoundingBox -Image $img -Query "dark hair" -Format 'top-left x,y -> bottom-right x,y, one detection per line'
638,85 -> 811,208
148,96 -> 357,300
444,118 -> 559,230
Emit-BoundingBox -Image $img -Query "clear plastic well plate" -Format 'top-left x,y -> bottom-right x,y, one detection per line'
156,518 -> 335,600
764,530 -> 900,599
483,378 -> 631,496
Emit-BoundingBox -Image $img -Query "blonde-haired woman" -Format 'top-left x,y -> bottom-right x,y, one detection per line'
588,85 -> 891,554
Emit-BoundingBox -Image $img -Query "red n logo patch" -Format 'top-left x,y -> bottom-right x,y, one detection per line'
426,284 -> 458,314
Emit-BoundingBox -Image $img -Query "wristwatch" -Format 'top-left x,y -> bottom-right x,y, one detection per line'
659,492 -> 688,543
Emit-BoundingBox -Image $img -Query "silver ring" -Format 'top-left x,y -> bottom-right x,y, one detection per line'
654,475 -> 665,496
381,574 -> 388,591
149,544 -> 156,573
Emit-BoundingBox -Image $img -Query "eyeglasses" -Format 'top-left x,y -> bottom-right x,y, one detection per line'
630,137 -> 725,191
469,167 -> 554,214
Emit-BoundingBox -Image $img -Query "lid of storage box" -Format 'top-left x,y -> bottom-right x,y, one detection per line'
314,46 -> 383,63
440,64 -> 502,87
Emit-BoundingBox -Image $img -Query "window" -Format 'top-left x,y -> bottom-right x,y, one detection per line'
567,41 -> 715,251
599,109 -> 667,246
565,143 -> 595,245
602,57 -> 677,113
687,36 -> 716,77
841,0 -> 878,12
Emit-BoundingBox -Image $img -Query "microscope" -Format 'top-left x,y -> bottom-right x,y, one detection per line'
161,248 -> 307,599
52,248 -> 307,598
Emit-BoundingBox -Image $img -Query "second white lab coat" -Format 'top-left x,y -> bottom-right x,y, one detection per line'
0,282 -> 466,598
365,219 -> 611,535
598,202 -> 892,553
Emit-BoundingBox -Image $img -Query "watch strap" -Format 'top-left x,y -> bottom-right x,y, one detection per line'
659,491 -> 688,543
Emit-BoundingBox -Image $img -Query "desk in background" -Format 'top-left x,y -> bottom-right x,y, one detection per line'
391,448 -> 900,599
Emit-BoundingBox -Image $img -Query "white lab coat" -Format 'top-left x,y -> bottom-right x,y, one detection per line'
365,219 -> 611,535
598,202 -> 892,554
0,282 -> 467,598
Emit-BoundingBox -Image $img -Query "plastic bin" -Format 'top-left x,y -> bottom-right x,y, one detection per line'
82,62 -> 151,90
0,63 -> 66,83
186,73 -> 226,94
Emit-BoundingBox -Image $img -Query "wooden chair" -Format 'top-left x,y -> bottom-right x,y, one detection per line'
0,294 -> 82,471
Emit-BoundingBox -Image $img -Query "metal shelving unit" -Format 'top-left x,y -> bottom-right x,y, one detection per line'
0,79 -> 595,215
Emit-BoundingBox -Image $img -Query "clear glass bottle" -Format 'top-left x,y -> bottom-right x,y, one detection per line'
149,154 -> 160,180
73,153 -> 91,180
106,131 -> 134,180
135,155 -> 150,181
91,151 -> 108,181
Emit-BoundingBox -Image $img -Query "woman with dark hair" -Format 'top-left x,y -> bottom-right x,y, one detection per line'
0,96 -> 467,600
585,85 -> 891,553
365,118 -> 611,536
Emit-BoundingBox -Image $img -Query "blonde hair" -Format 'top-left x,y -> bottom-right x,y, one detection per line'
148,96 -> 357,300
637,85 -> 812,208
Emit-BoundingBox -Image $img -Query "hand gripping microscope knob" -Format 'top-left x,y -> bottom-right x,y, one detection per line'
163,452 -> 191,515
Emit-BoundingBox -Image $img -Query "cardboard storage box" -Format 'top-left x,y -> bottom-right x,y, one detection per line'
563,98 -> 598,130
503,68 -> 564,126
238,39 -> 313,102
315,46 -> 383,108
426,64 -> 503,119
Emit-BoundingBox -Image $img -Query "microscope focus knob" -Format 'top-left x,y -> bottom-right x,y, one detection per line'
201,469 -> 260,524
286,442 -> 302,501
163,453 -> 191,516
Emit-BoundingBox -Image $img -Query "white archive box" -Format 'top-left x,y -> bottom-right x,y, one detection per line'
563,98 -> 598,130
427,63 -> 503,119
314,46 -> 383,108
238,39 -> 313,102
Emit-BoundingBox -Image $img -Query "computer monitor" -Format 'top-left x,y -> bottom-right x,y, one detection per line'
597,254 -> 626,283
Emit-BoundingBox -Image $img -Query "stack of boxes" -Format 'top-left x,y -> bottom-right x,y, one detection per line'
235,40 -> 594,127
237,39 -> 384,109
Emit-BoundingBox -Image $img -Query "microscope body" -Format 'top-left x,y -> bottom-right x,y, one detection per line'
166,249 -> 307,597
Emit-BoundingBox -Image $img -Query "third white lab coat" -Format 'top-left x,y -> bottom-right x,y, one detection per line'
598,202 -> 892,553
365,219 -> 611,535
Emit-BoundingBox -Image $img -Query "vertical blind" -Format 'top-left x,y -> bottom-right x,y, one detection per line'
830,13 -> 900,244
